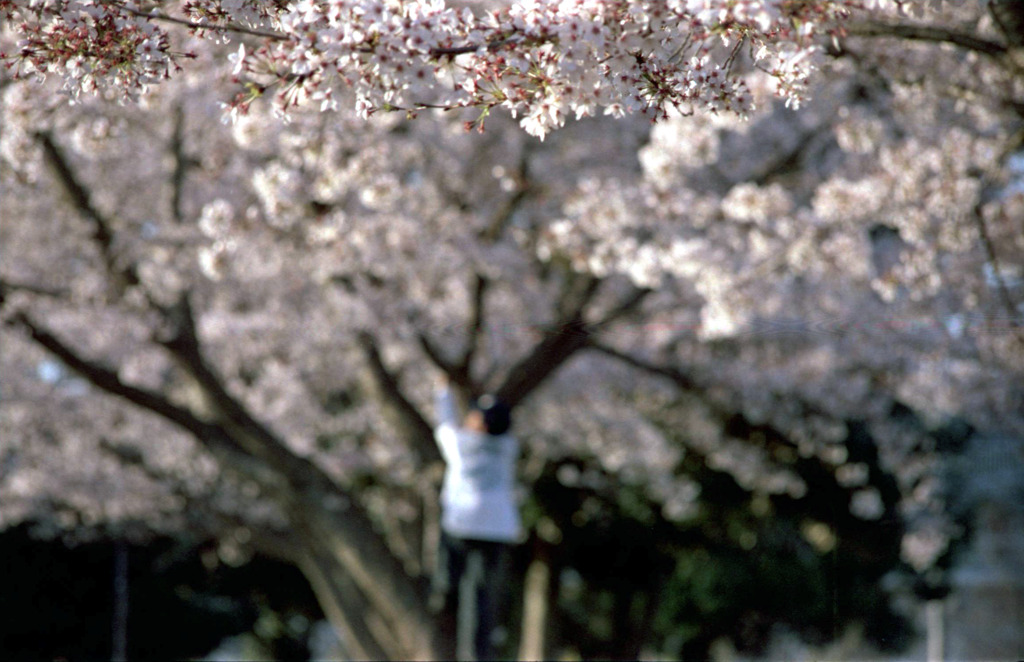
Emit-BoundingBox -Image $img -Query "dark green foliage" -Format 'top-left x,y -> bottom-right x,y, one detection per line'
520,414 -> 916,660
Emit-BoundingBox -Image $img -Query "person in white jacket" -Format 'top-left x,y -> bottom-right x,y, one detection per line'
432,378 -> 522,661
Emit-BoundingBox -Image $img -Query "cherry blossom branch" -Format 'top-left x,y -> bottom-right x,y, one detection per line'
122,4 -> 523,55
9,310 -> 304,493
843,20 -> 1008,58
6,1 -> 845,137
32,134 -> 341,485
3,291 -> 321,508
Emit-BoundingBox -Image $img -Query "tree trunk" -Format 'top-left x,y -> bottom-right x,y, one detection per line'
286,489 -> 442,659
518,541 -> 552,661
294,541 -> 390,660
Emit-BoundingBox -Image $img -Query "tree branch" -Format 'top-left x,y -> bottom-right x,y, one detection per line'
121,5 -> 523,58
11,303 -> 437,657
480,147 -> 533,243
972,202 -> 1024,347
590,342 -> 904,545
843,20 -> 1008,58
169,103 -> 190,224
118,4 -> 288,41
156,295 -> 344,490
10,311 -> 308,498
492,273 -> 606,407
458,272 -> 488,375
592,286 -> 653,328
418,272 -> 490,391
989,0 -> 1024,48
588,341 -> 700,392
555,272 -> 602,322
6,311 -> 255,463
417,332 -> 459,378
35,131 -> 143,297
358,332 -> 444,465
494,316 -> 592,408
0,278 -> 69,307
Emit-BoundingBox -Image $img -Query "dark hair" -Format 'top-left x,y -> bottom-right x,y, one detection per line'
472,394 -> 512,436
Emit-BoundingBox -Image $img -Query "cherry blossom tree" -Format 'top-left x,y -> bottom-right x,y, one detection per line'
2,0 -> 1023,659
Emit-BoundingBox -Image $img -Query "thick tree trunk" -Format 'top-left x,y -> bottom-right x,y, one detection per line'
260,488 -> 446,660
285,484 -> 441,659
294,542 -> 390,660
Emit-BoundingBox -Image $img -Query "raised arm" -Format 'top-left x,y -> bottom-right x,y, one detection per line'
435,377 -> 460,430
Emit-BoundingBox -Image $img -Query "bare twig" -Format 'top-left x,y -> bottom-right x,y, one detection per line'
118,5 -> 288,41
120,4 -> 523,61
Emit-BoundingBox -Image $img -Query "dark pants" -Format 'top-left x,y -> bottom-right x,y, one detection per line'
432,532 -> 509,661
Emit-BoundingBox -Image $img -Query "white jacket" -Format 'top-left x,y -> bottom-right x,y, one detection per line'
435,387 -> 522,543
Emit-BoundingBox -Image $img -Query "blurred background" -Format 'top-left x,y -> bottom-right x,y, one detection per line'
2,1 -> 1024,660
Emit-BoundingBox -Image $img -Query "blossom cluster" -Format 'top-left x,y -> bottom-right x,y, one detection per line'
1,0 -> 181,102
1,0 -> 867,136
243,0 -> 867,136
